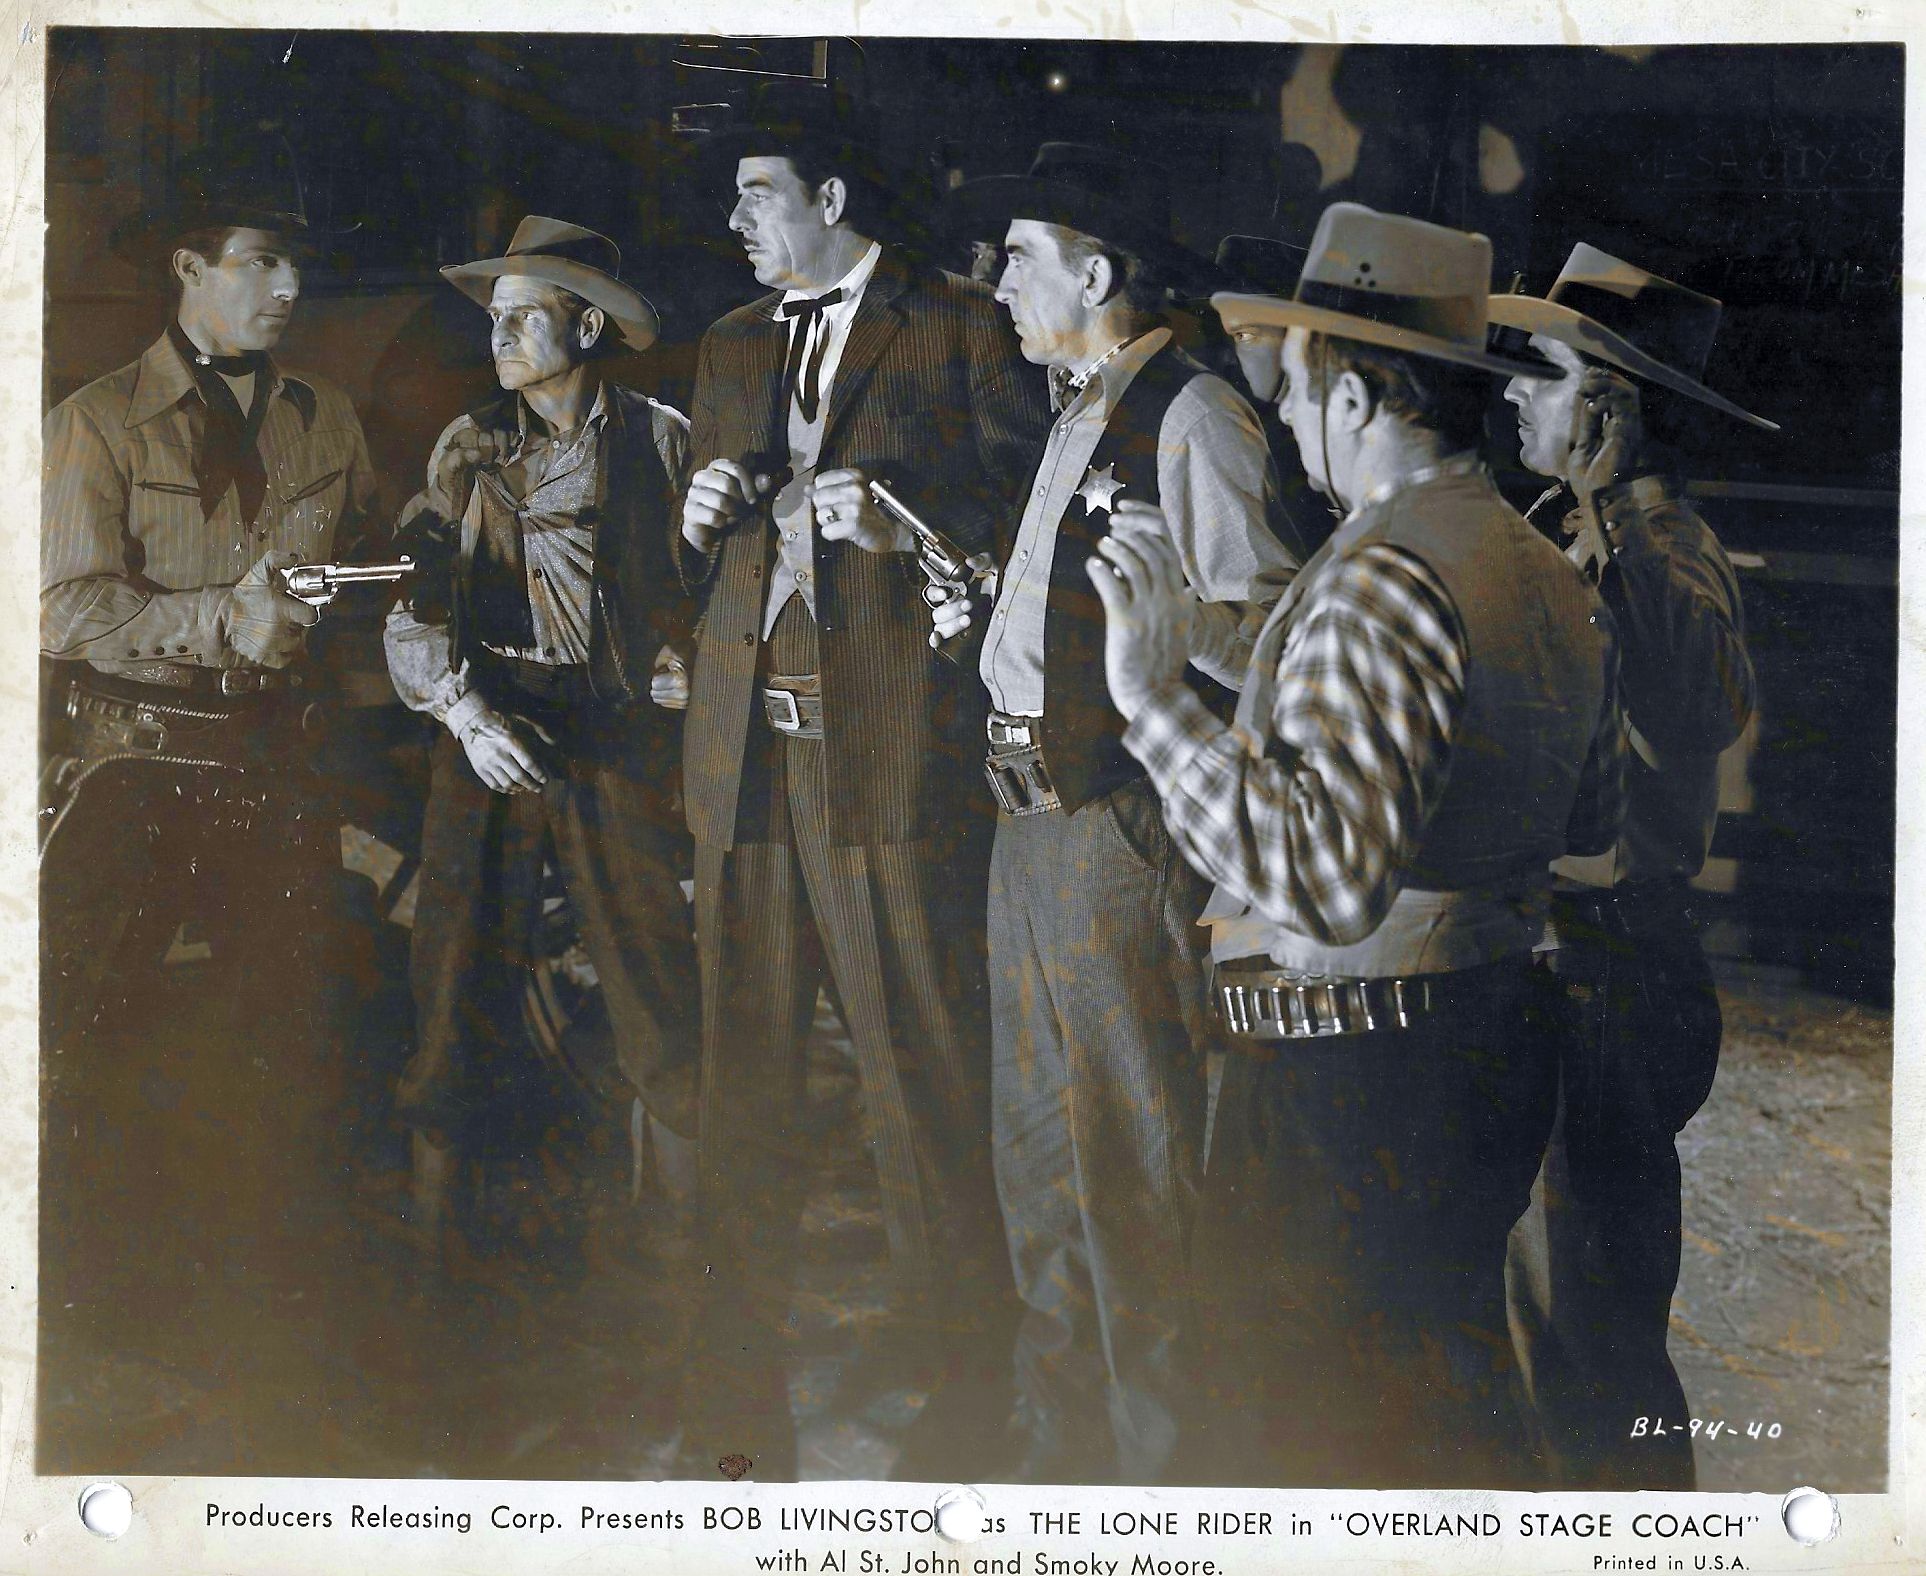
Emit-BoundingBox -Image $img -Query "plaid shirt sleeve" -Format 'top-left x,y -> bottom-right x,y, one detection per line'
1122,542 -> 1467,948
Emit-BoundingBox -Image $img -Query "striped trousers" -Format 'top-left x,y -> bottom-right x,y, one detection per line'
683,601 -> 1007,1473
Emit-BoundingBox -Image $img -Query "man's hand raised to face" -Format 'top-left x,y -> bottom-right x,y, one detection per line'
1087,501 -> 1197,723
682,459 -> 779,553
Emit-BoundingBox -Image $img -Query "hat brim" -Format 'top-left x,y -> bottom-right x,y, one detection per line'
1212,290 -> 1561,381
951,175 -> 1217,289
109,205 -> 350,265
1486,294 -> 1779,431
442,257 -> 660,351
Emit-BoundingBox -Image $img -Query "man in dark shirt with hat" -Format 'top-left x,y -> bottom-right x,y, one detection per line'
383,216 -> 702,1256
936,143 -> 1295,1483
674,84 -> 1050,1480
1491,246 -> 1768,1489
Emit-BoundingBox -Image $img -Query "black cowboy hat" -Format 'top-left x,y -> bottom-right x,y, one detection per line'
1212,234 -> 1308,301
110,135 -> 353,265
443,215 -> 660,350
698,78 -> 900,198
949,143 -> 1216,288
1487,244 -> 1778,429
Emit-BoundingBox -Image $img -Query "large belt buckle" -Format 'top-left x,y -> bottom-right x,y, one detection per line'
220,669 -> 260,696
765,687 -> 802,732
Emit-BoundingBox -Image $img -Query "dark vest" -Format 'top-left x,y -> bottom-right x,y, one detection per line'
1037,344 -> 1235,815
450,382 -> 686,709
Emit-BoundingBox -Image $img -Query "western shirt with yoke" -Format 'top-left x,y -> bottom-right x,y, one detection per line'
42,330 -> 377,672
980,326 -> 1294,716
1533,474 -> 1754,888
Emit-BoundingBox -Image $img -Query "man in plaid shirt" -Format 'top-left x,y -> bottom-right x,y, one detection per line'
1091,204 -> 1625,1488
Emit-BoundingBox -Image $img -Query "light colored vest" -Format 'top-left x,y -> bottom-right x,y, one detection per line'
1204,467 -> 1612,977
760,376 -> 833,638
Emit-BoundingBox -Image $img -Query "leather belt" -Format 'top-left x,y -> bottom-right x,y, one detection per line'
109,660 -> 302,696
984,711 -> 1058,816
59,678 -> 290,770
1213,957 -> 1526,1041
762,675 -> 823,738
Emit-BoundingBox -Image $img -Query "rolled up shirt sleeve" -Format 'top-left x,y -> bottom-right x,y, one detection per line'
1123,543 -> 1466,948
382,411 -> 479,730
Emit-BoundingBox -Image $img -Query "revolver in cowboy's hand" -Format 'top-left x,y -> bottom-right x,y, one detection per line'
280,558 -> 417,608
865,479 -> 993,663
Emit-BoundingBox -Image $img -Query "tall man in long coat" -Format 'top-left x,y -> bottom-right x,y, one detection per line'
674,85 -> 1051,1479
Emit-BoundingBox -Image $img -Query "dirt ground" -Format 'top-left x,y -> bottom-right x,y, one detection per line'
34,957 -> 1890,1488
1671,967 -> 1891,1492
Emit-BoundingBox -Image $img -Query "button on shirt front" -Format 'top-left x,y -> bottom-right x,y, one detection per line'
979,327 -> 1295,716
474,381 -> 610,667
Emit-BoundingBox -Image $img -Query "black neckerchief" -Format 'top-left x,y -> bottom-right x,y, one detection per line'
168,321 -> 271,526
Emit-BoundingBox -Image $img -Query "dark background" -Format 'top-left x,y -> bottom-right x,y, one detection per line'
44,31 -> 1903,995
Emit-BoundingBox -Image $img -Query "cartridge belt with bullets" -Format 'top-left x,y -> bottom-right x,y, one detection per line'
1212,955 -> 1527,1041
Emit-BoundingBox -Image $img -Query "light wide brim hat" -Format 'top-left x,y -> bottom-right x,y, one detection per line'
1211,201 -> 1558,382
442,216 -> 659,351
1485,243 -> 1778,430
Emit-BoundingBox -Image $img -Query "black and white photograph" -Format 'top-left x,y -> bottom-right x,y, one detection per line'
5,6 -> 1915,1569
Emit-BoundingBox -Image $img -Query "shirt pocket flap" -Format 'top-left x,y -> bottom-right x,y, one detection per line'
282,467 -> 345,504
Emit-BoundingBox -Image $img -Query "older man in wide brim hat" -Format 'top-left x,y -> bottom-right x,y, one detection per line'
1089,201 -> 1625,1488
382,215 -> 703,1269
1491,246 -> 1770,1492
933,140 -> 1297,1483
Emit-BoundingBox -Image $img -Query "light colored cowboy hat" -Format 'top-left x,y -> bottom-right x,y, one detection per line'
1486,243 -> 1778,430
442,216 -> 659,350
1211,202 -> 1558,381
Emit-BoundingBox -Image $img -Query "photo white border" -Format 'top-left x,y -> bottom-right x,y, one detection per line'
2,1 -> 1917,1570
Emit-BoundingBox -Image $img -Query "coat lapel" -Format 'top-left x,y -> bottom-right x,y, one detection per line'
820,251 -> 909,449
744,293 -> 788,458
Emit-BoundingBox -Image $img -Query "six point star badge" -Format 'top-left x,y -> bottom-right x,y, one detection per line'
1076,463 -> 1125,516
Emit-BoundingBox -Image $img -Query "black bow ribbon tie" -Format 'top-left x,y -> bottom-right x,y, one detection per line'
776,288 -> 846,423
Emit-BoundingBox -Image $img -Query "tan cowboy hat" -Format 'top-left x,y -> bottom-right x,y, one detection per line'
1486,243 -> 1778,430
1211,202 -> 1557,381
442,216 -> 659,350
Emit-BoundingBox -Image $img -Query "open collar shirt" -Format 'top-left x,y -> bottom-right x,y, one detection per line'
979,326 -> 1295,716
